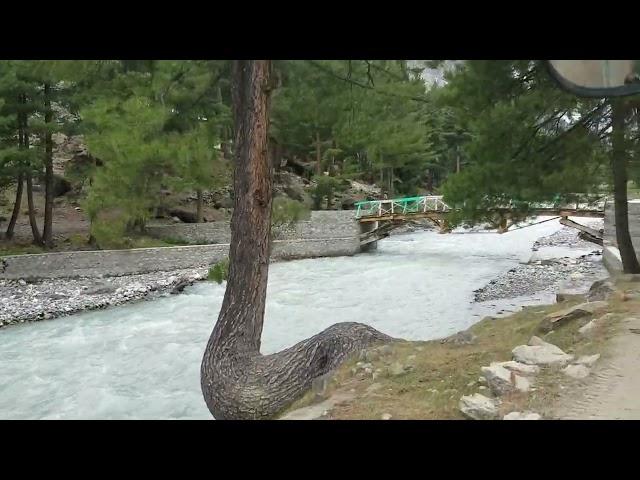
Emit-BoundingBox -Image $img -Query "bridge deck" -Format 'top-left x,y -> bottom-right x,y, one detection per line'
355,195 -> 605,222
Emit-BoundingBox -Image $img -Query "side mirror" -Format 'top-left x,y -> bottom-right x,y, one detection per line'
547,60 -> 640,98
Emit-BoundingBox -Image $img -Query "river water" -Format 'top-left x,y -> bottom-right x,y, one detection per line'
0,218 -> 593,419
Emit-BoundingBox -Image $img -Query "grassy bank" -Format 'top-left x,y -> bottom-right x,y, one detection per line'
282,280 -> 640,420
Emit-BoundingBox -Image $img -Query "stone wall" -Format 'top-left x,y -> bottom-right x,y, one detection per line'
0,237 -> 360,281
603,200 -> 640,273
145,210 -> 359,244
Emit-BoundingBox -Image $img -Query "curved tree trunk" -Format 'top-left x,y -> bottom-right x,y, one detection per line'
200,60 -> 391,420
611,99 -> 640,273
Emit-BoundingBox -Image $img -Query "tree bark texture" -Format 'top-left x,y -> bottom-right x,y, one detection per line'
200,60 -> 391,420
25,173 -> 42,245
611,100 -> 640,273
42,82 -> 54,248
315,131 -> 322,175
20,93 -> 42,245
5,173 -> 23,239
196,189 -> 204,223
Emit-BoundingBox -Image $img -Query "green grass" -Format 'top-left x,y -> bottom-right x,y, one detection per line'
0,243 -> 45,257
281,292 -> 633,420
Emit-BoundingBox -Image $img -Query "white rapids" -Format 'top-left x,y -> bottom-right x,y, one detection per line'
0,218 -> 595,419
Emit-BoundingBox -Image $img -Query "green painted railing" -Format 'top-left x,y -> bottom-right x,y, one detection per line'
354,196 -> 449,219
354,194 -> 607,219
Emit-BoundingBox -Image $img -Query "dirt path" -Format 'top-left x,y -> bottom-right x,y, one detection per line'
554,315 -> 640,420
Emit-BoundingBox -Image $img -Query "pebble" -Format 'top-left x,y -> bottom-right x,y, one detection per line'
473,223 -> 606,303
0,268 -> 209,328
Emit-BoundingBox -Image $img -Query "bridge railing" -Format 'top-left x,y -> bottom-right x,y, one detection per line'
354,194 -> 607,219
355,195 -> 450,219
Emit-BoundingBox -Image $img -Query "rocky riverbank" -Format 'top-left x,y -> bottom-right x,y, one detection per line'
473,221 -> 607,303
0,268 -> 208,328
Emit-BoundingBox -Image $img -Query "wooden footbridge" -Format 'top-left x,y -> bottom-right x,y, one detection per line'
355,195 -> 606,247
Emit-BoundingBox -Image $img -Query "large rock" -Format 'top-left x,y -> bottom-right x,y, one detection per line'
563,364 -> 590,379
459,394 -> 500,420
490,361 -> 540,376
586,279 -> 615,301
440,330 -> 477,345
512,337 -> 574,366
578,320 -> 598,336
51,175 -> 72,197
503,411 -> 542,420
538,301 -> 608,333
556,292 -> 585,303
481,365 -> 531,396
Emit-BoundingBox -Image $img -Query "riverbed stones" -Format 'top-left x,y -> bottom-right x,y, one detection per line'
538,301 -> 607,333
503,411 -> 542,420
0,267 -> 209,328
85,282 -> 117,295
459,393 -> 500,420
563,364 -> 590,379
512,337 -> 574,366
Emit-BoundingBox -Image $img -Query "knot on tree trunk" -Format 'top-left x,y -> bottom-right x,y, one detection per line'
201,322 -> 393,420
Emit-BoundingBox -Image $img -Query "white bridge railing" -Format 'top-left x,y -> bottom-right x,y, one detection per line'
355,196 -> 450,219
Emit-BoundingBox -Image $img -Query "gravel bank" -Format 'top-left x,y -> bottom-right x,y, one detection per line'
0,268 -> 208,328
473,220 -> 607,303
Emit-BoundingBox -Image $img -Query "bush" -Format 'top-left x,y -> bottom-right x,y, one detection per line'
271,197 -> 310,229
208,258 -> 229,284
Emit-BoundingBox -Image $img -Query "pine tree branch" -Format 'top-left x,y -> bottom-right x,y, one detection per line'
305,60 -> 430,104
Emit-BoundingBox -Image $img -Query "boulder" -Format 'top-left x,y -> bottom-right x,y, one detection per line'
340,197 -> 356,210
538,301 -> 607,333
169,209 -> 199,224
556,292 -> 585,303
490,361 -> 540,377
441,330 -> 477,345
563,364 -> 590,379
459,393 -> 500,420
574,354 -> 600,367
503,411 -> 542,420
481,365 -> 531,396
381,413 -> 392,420
512,338 -> 574,366
586,279 -> 615,302
48,174 -> 72,197
170,276 -> 193,294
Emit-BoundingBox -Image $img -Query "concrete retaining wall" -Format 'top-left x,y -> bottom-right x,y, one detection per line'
145,210 -> 359,244
0,210 -> 361,280
0,237 -> 360,280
